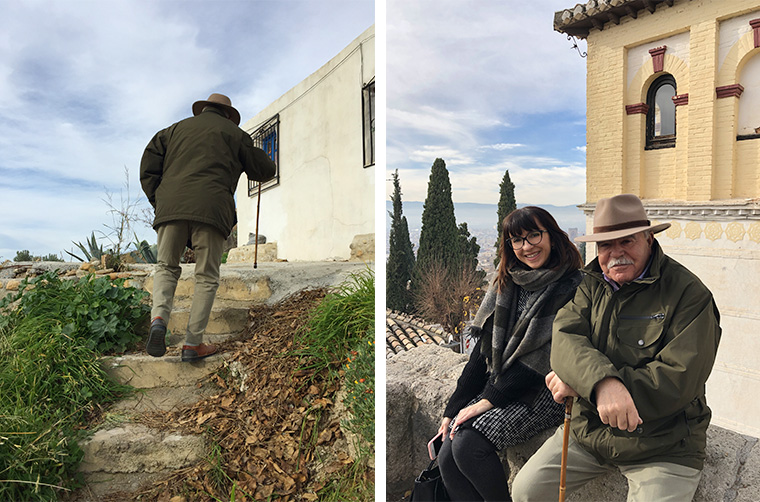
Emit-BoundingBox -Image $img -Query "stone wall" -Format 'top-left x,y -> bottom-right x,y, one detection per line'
386,344 -> 760,502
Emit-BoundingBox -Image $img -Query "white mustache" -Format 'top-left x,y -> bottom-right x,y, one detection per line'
608,257 -> 634,268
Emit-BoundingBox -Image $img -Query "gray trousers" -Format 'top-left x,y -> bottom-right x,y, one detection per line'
512,425 -> 702,502
152,221 -> 224,346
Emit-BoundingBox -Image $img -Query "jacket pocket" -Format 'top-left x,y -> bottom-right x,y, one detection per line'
613,313 -> 666,366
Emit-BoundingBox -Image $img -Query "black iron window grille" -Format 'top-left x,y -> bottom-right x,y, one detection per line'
248,114 -> 280,197
362,80 -> 375,167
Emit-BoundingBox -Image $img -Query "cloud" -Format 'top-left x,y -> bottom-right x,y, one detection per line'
480,143 -> 524,151
0,0 -> 373,256
386,0 -> 588,208
392,157 -> 586,207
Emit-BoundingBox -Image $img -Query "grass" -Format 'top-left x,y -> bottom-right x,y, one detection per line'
294,267 -> 375,499
0,271 -> 148,501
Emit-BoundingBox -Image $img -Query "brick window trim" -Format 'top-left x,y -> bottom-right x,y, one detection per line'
716,84 -> 745,99
626,102 -> 649,115
672,93 -> 689,106
750,19 -> 760,48
649,45 -> 667,73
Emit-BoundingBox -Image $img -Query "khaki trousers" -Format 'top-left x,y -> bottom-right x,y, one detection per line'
512,425 -> 702,502
152,221 -> 224,346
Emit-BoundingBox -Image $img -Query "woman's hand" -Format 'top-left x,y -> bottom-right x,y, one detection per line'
438,417 -> 452,437
449,399 -> 493,439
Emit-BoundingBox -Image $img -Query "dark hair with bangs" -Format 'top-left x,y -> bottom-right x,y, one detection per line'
496,206 -> 583,291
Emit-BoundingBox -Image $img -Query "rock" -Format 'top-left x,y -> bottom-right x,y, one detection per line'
349,233 -> 374,263
386,345 -> 467,496
5,279 -> 20,291
226,243 -> 277,263
386,344 -> 760,502
247,232 -> 267,245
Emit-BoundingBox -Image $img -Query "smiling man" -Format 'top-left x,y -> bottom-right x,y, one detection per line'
512,194 -> 722,502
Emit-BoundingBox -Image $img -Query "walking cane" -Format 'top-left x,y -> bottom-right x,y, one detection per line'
559,396 -> 573,502
253,182 -> 262,269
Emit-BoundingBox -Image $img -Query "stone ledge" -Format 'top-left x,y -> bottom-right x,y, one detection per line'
386,344 -> 760,501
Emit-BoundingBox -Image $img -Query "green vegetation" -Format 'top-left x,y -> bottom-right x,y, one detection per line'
13,250 -> 62,262
66,231 -> 106,262
386,169 -> 415,313
416,158 -> 462,276
0,271 -> 149,501
494,169 -> 517,267
295,268 -> 375,500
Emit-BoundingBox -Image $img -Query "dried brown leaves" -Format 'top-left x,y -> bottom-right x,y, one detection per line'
132,288 -> 362,501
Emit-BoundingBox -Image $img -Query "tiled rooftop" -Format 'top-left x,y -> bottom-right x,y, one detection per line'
554,0 -> 678,38
386,310 -> 454,358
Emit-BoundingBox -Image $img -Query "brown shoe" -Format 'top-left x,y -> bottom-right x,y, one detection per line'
181,343 -> 218,362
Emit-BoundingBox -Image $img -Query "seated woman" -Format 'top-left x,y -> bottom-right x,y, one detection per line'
437,206 -> 583,501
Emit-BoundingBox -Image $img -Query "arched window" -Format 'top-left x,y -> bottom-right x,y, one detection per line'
646,74 -> 677,149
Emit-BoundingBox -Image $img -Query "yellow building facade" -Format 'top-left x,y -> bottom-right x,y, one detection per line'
556,0 -> 760,437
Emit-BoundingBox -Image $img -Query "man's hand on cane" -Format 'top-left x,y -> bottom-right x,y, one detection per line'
546,371 -> 579,403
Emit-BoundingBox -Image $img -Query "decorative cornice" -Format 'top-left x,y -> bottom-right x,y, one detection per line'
672,93 -> 689,106
579,200 -> 760,220
716,84 -> 745,99
626,102 -> 649,115
750,19 -> 760,48
649,45 -> 667,73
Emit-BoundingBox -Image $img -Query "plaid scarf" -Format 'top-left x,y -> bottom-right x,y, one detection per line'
475,264 -> 577,379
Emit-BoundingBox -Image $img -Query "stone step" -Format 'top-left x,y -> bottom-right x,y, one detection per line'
104,353 -> 225,389
79,423 -> 206,497
165,304 -> 248,339
110,384 -> 218,414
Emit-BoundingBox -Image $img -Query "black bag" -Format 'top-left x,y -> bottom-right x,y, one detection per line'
410,459 -> 450,502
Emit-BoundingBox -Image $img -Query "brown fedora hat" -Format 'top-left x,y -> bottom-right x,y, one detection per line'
576,194 -> 670,242
192,93 -> 241,125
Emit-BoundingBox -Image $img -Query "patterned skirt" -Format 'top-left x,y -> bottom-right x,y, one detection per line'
456,386 -> 564,451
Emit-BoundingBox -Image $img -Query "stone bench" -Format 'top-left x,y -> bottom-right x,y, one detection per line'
386,344 -> 760,501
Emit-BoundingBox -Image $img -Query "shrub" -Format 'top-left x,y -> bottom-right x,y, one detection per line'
0,271 -> 148,500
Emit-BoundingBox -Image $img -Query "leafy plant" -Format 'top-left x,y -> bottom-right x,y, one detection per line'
0,271 -> 149,353
0,271 -> 147,500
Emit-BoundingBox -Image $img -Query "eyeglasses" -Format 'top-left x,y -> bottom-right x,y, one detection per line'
509,230 -> 548,250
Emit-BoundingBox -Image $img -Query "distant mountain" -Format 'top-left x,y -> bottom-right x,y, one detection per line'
385,201 -> 587,235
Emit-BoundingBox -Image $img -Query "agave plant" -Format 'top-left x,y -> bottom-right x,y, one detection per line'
133,233 -> 157,263
66,232 -> 105,262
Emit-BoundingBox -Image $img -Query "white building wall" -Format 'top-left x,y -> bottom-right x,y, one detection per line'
235,25 -> 375,261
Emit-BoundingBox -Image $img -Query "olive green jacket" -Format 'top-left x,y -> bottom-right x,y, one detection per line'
551,240 -> 721,470
140,108 -> 276,238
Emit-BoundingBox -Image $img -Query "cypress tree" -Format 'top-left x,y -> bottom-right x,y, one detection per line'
494,169 -> 517,267
416,158 -> 462,274
458,222 -> 486,284
386,170 -> 415,312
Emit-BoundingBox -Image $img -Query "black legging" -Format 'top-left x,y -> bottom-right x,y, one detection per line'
437,427 -> 511,501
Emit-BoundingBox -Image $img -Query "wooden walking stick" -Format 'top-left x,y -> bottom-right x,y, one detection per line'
253,182 -> 262,269
559,396 -> 574,502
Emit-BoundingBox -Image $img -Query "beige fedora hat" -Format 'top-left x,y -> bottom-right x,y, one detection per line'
192,93 -> 241,125
576,194 -> 670,242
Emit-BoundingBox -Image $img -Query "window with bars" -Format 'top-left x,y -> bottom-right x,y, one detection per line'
248,114 -> 280,197
362,80 -> 375,167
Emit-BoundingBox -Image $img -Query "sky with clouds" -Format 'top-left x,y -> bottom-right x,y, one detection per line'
0,0 -> 373,260
386,0 -> 588,208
